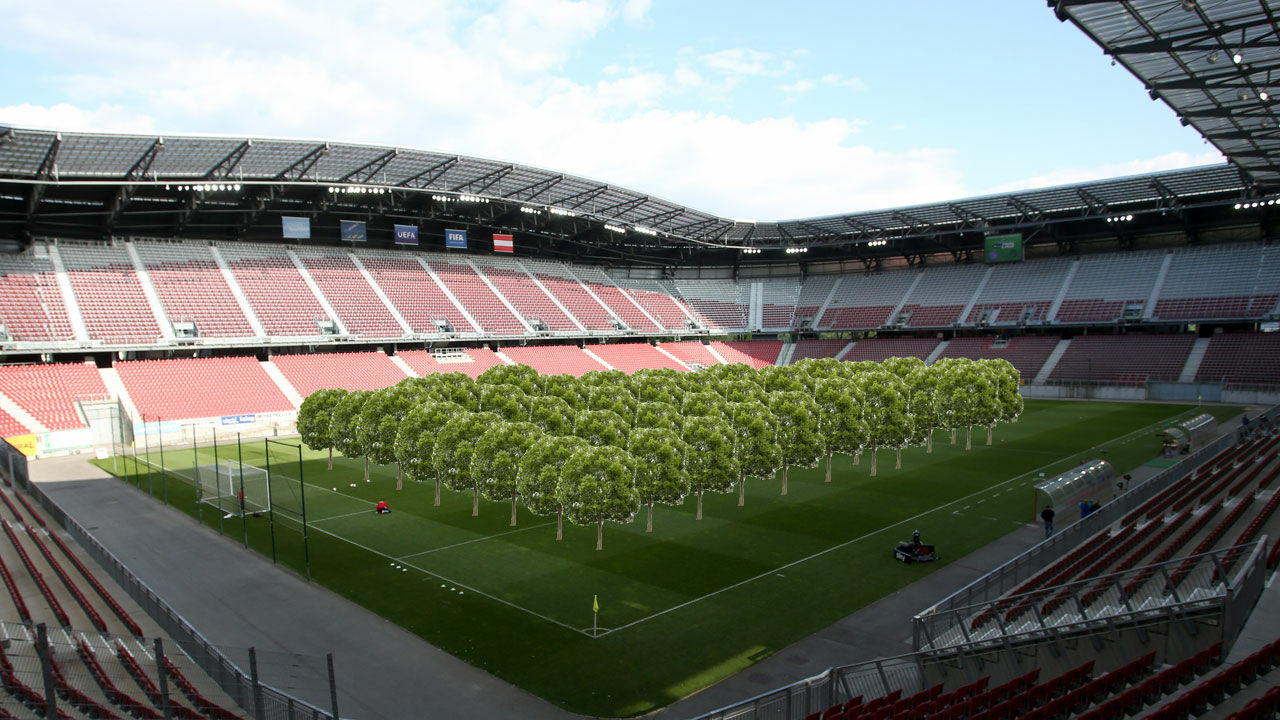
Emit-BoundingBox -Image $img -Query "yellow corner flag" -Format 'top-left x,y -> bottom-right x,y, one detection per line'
593,594 -> 599,613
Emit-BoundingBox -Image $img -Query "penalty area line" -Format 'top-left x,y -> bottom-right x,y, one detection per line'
396,521 -> 557,560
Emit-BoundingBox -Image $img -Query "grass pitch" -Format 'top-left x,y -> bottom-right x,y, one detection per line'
95,400 -> 1239,716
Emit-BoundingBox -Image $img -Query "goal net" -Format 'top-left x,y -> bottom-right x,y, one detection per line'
196,460 -> 270,517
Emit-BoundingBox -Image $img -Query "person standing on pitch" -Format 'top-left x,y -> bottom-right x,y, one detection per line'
1041,504 -> 1056,537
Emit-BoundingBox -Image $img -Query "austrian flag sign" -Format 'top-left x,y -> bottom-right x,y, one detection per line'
493,233 -> 514,253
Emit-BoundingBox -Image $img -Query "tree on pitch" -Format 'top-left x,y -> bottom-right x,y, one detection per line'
432,372 -> 480,411
633,400 -> 683,432
557,445 -> 640,550
727,401 -> 781,506
682,415 -> 739,520
358,384 -> 420,489
907,365 -> 944,453
980,358 -> 1023,444
433,410 -> 502,516
628,427 -> 689,531
394,400 -> 464,505
813,377 -> 862,482
945,358 -> 993,450
768,390 -> 822,495
681,390 -> 727,418
472,421 -> 543,526
329,390 -> 374,481
587,384 -> 637,419
527,394 -> 574,435
297,388 -> 348,470
542,374 -> 586,410
517,434 -> 588,540
574,408 -> 631,448
858,369 -> 913,473
478,383 -> 529,422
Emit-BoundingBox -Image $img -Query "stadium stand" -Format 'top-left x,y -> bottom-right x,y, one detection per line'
425,258 -> 528,335
587,343 -> 688,373
819,271 -> 918,330
1055,250 -> 1165,323
0,409 -> 26,439
789,339 -> 849,362
712,340 -> 781,368
1195,332 -> 1280,385
216,242 -> 332,337
58,242 -> 164,344
499,345 -> 608,376
270,351 -> 409,396
610,278 -> 697,331
291,247 -> 403,337
899,263 -> 986,328
396,348 -> 506,379
938,336 -> 1060,380
659,341 -> 722,368
564,265 -> 662,333
966,258 -> 1072,326
133,242 -> 255,338
520,258 -> 618,332
843,337 -> 941,362
669,279 -> 749,331
471,257 -> 579,332
116,357 -> 295,420
793,276 -> 838,329
760,279 -> 802,330
1153,243 -> 1280,321
0,246 -> 74,342
1048,334 -> 1195,383
0,363 -> 109,430
356,251 -> 477,334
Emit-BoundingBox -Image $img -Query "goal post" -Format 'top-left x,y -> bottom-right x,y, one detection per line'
196,460 -> 270,517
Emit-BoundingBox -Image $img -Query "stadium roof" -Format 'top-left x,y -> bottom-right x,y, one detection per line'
1054,0 -> 1280,187
0,125 -> 1269,266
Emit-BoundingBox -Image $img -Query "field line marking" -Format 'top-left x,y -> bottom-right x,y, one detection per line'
298,519 -> 593,637
310,508 -> 375,523
396,521 -> 557,560
598,407 -> 1198,637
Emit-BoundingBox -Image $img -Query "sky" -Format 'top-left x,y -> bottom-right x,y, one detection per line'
0,0 -> 1224,221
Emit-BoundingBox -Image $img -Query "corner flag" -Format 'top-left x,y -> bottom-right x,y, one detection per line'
593,594 -> 599,613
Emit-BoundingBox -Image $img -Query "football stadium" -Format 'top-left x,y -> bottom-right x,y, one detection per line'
1,2 -> 1280,720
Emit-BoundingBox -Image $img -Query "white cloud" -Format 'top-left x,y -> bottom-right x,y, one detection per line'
701,48 -> 782,77
820,73 -> 867,91
781,80 -> 816,95
0,103 -> 155,134
621,0 -> 652,25
986,151 -> 1227,194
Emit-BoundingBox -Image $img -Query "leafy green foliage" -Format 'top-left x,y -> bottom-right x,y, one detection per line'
628,427 -> 689,531
296,388 -> 347,466
434,410 -> 502,515
472,421 -> 543,525
557,445 -> 640,549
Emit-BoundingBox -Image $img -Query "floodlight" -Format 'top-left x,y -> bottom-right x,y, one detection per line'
1233,52 -> 1243,64
1261,91 -> 1269,101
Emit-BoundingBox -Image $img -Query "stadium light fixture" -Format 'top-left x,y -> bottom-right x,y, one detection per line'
1233,52 -> 1243,64
548,207 -> 575,217
1261,91 -> 1269,101
604,224 -> 625,233
633,226 -> 658,236
867,239 -> 888,247
741,247 -> 762,254
520,206 -> 541,214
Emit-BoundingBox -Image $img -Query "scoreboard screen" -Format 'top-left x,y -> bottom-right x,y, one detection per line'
984,233 -> 1023,263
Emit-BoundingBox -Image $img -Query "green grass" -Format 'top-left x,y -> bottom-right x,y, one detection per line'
93,400 -> 1241,716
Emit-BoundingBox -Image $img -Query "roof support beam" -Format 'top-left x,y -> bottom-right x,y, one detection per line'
596,194 -> 649,219
557,184 -> 610,210
634,206 -> 684,227
504,174 -> 563,202
1007,195 -> 1045,223
206,140 -> 251,180
275,143 -> 328,182
338,149 -> 398,184
398,156 -> 458,189
450,164 -> 513,194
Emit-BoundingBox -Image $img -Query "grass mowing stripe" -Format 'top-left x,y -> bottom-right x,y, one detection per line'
396,520 -> 559,560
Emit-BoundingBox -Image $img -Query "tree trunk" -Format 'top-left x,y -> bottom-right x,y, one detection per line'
510,493 -> 518,527
396,462 -> 403,491
738,470 -> 745,506
987,425 -> 994,445
556,508 -> 563,540
927,431 -> 933,453
433,474 -> 441,506
697,487 -> 704,520
327,445 -> 333,470
951,428 -> 957,444
647,501 -> 654,532
596,519 -> 604,551
363,456 -> 370,482
825,453 -> 833,482
965,425 -> 972,450
870,445 -> 878,476
471,486 -> 479,516
896,447 -> 902,470
781,464 -> 789,496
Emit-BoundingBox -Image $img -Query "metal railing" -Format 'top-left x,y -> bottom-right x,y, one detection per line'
0,437 -> 336,720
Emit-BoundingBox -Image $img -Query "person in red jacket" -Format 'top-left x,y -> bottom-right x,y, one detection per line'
375,500 -> 390,514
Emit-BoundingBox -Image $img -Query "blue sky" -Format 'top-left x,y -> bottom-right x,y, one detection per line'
0,0 -> 1220,220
